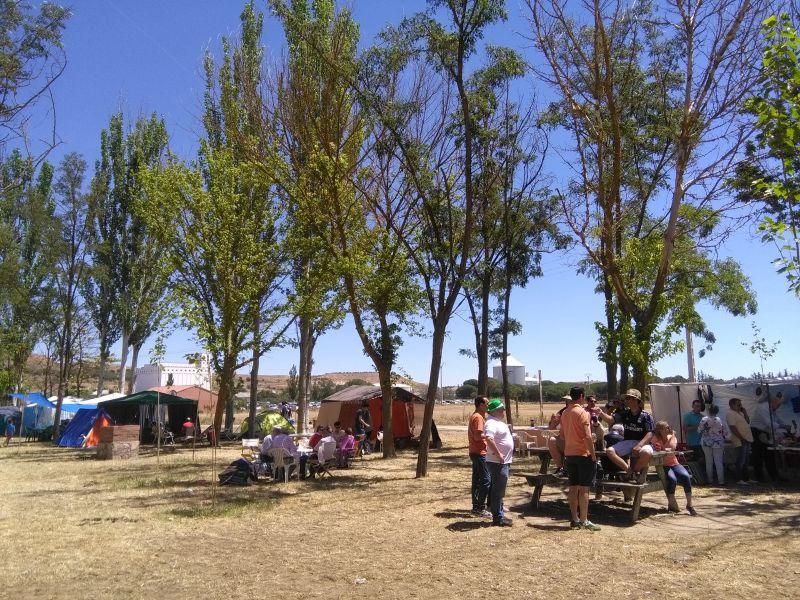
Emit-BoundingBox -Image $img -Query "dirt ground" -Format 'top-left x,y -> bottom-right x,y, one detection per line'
1,430 -> 798,600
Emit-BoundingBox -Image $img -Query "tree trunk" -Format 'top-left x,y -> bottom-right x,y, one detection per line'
213,356 -> 236,441
127,343 -> 140,394
378,366 -> 396,458
118,328 -> 129,393
415,323 -> 446,478
96,333 -> 107,397
501,271 -> 512,427
602,275 -> 618,400
296,316 -> 312,434
248,311 -> 260,439
477,275 -> 491,395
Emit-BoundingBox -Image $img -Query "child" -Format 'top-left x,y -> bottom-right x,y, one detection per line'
698,404 -> 728,485
651,421 -> 696,515
4,418 -> 16,447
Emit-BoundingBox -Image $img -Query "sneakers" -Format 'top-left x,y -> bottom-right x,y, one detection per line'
687,506 -> 698,516
581,520 -> 601,531
471,508 -> 492,518
570,520 -> 581,529
553,467 -> 567,477
736,480 -> 750,486
493,516 -> 513,527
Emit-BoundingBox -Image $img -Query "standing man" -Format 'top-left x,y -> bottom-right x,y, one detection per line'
682,399 -> 705,461
468,396 -> 491,518
484,399 -> 514,527
726,397 -> 753,485
562,387 -> 600,531
467,396 -> 492,517
750,390 -> 790,483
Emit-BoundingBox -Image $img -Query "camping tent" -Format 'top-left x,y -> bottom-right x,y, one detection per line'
239,411 -> 294,436
316,385 -> 431,442
649,381 -> 800,443
10,393 -> 54,430
148,385 -> 217,413
57,408 -> 113,448
0,406 -> 22,432
98,391 -> 198,442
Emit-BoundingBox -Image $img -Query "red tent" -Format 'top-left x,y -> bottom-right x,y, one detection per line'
316,385 -> 427,441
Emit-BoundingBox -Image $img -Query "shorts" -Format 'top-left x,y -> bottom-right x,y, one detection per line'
610,439 -> 652,457
565,455 -> 595,487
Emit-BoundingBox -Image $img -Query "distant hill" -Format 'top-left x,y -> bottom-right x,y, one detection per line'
244,371 -> 426,395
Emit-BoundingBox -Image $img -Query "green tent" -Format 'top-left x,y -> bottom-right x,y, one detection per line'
239,411 -> 294,436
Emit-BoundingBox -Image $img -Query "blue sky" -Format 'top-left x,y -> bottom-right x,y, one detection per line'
37,1 -> 799,385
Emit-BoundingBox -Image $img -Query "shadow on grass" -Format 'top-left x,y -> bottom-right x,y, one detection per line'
434,509 -> 479,519
519,497 -> 661,528
446,520 -> 492,532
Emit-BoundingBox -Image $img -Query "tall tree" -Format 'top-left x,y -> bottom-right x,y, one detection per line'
358,0 -> 512,476
527,0 -> 769,393
50,153 -> 90,440
0,152 -> 57,393
272,0 -> 349,435
141,3 -> 292,437
89,113 -> 171,393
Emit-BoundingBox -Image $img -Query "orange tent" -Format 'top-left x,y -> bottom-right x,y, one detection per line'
84,412 -> 113,447
316,385 -> 427,441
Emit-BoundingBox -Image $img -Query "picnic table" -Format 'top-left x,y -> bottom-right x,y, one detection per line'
519,448 -> 682,524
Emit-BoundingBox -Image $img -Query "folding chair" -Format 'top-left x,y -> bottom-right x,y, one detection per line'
310,441 -> 337,478
267,447 -> 298,483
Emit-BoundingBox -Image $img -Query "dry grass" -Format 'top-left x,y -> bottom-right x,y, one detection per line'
1,432 -> 798,600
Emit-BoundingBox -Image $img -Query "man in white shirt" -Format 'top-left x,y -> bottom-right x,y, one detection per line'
750,390 -> 790,483
484,399 -> 514,527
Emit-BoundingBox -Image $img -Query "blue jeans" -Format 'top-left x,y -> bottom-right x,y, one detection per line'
664,464 -> 692,495
735,441 -> 752,482
470,453 -> 490,511
487,462 -> 509,523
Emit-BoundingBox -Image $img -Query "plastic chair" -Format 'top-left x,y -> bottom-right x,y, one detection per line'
267,447 -> 298,483
241,438 -> 260,459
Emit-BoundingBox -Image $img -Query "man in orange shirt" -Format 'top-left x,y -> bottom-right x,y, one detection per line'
562,386 -> 600,531
468,396 -> 491,518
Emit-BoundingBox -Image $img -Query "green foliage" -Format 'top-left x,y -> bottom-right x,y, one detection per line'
0,152 -> 58,391
735,14 -> 800,296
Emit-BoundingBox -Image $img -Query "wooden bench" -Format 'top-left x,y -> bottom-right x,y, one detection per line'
519,471 -> 656,523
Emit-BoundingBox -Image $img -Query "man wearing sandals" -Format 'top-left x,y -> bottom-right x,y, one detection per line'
599,389 -> 654,480
561,387 -> 601,531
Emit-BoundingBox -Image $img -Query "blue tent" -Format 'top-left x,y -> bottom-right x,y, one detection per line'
57,408 -> 111,448
10,393 -> 55,430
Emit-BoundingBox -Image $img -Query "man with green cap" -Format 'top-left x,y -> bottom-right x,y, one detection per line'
484,398 -> 514,526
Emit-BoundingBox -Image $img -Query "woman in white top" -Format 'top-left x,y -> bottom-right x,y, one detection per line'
698,404 -> 728,485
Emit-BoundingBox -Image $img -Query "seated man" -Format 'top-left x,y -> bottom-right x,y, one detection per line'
260,427 -> 278,461
271,427 -> 307,479
599,389 -> 654,479
548,395 -> 571,430
585,395 -> 606,450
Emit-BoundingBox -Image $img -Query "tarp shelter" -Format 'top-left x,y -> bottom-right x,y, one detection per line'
10,393 -> 54,430
98,391 -> 198,442
149,385 -> 217,413
57,408 -> 113,448
649,381 -> 800,444
239,411 -> 294,436
316,385 -> 430,442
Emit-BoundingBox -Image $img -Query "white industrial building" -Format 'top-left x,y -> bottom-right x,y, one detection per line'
492,354 -> 537,386
134,361 -> 211,393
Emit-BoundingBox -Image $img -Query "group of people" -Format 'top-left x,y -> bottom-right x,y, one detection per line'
258,422 -> 357,479
469,387 -> 702,530
683,387 -> 792,485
